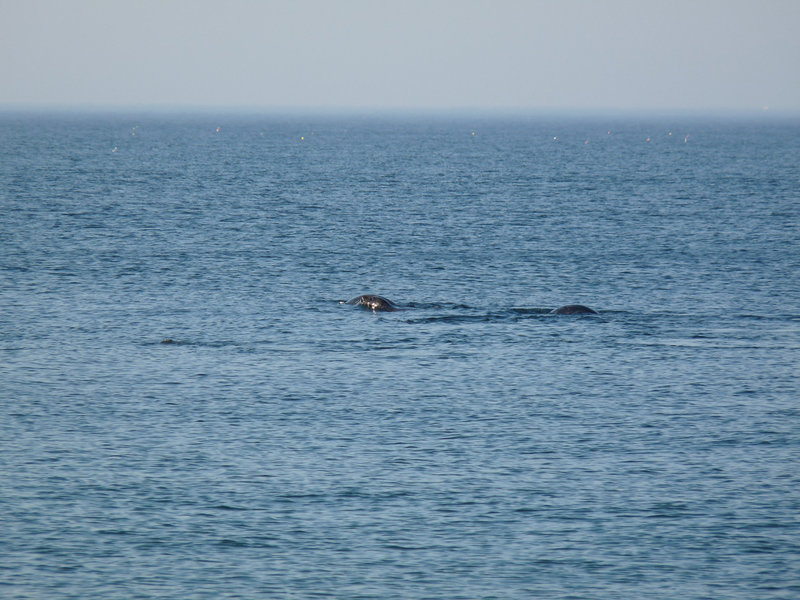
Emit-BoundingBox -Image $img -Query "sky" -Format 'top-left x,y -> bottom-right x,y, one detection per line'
1,0 -> 799,113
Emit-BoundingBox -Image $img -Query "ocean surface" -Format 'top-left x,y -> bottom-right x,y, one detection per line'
1,111 -> 799,599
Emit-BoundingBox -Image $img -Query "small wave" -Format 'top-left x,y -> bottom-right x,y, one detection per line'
404,306 -> 609,325
405,313 -> 506,325
509,307 -> 554,315
404,302 -> 476,310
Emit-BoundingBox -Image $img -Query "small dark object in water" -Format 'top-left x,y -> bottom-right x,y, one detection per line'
551,304 -> 598,315
160,338 -> 181,344
346,295 -> 398,312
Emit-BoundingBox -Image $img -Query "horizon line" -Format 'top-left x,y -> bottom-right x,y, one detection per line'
1,103 -> 798,119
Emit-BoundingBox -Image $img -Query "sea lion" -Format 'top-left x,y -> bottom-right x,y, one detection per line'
551,304 -> 598,315
346,295 -> 398,312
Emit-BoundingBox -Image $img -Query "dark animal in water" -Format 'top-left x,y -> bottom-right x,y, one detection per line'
346,295 -> 398,312
551,304 -> 598,315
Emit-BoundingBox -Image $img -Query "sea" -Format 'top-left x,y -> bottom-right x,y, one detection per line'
1,111 -> 799,599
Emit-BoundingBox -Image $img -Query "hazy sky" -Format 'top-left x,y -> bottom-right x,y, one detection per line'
2,0 -> 799,112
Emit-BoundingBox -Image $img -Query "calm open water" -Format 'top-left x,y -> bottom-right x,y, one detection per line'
1,112 -> 799,599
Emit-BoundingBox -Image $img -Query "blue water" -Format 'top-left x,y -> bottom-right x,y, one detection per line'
1,112 -> 799,599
